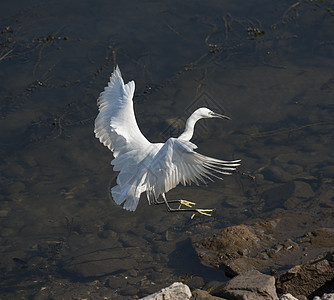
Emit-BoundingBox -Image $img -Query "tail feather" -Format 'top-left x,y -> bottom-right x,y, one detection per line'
111,181 -> 145,211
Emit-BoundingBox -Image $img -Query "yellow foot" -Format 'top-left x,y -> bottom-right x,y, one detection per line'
178,200 -> 196,209
190,209 -> 215,219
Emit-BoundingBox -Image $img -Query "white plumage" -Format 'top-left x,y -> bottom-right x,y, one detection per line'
94,66 -> 240,215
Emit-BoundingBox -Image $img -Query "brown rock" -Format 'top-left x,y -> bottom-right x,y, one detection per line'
194,219 -> 285,276
276,251 -> 334,297
311,228 -> 334,247
194,218 -> 334,278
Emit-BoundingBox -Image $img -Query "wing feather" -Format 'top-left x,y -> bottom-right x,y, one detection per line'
145,138 -> 240,203
94,66 -> 151,157
95,66 -> 159,212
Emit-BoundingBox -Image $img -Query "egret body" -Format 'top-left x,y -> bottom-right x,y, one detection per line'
94,66 -> 240,216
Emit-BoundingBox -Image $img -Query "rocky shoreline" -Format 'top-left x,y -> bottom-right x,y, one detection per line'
142,218 -> 334,299
141,280 -> 334,300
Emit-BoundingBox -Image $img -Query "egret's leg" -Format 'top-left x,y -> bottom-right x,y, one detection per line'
161,193 -> 214,217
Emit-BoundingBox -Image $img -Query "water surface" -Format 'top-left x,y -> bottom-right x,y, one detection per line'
0,0 -> 333,298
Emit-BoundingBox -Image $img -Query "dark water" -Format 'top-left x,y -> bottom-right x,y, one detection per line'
0,0 -> 333,298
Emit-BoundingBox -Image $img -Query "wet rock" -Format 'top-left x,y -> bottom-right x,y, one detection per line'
262,181 -> 314,211
140,282 -> 192,300
262,182 -> 295,211
105,275 -> 127,289
276,251 -> 334,297
121,284 -> 139,296
283,197 -> 302,210
316,181 -> 334,208
194,219 -> 280,276
150,270 -> 171,283
262,165 -> 294,182
191,289 -> 225,299
293,181 -> 314,198
211,270 -> 278,300
194,218 -> 334,278
311,228 -> 334,247
314,294 -> 334,300
185,276 -> 205,290
283,181 -> 315,209
128,269 -> 138,277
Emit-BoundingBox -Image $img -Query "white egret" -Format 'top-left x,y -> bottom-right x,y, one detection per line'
94,66 -> 240,217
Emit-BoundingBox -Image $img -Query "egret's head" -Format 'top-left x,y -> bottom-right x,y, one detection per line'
194,107 -> 231,120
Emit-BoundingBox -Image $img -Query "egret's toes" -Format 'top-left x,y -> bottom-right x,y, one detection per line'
190,209 -> 215,219
197,209 -> 214,216
178,199 -> 196,209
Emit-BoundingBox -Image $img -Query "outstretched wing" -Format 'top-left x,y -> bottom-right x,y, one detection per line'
145,138 -> 240,203
94,66 -> 151,157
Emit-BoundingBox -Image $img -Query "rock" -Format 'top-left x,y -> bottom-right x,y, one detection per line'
121,285 -> 139,296
279,294 -> 299,300
194,219 -> 287,276
311,228 -> 334,247
314,294 -> 334,300
191,289 -> 225,299
211,270 -> 278,300
184,276 -> 205,290
105,275 -> 127,289
283,197 -> 301,210
276,252 -> 334,297
261,165 -> 293,182
293,181 -> 314,198
261,180 -> 314,211
262,182 -> 295,211
194,217 -> 334,278
194,222 -> 272,276
140,282 -> 192,300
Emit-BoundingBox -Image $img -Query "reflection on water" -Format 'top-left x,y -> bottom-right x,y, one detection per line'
0,0 -> 333,298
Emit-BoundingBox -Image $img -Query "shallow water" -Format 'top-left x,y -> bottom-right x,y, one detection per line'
0,0 -> 333,298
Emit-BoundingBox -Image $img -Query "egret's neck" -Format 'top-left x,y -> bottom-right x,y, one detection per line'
178,114 -> 200,141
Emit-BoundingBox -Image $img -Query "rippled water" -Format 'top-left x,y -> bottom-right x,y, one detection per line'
0,0 -> 333,298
